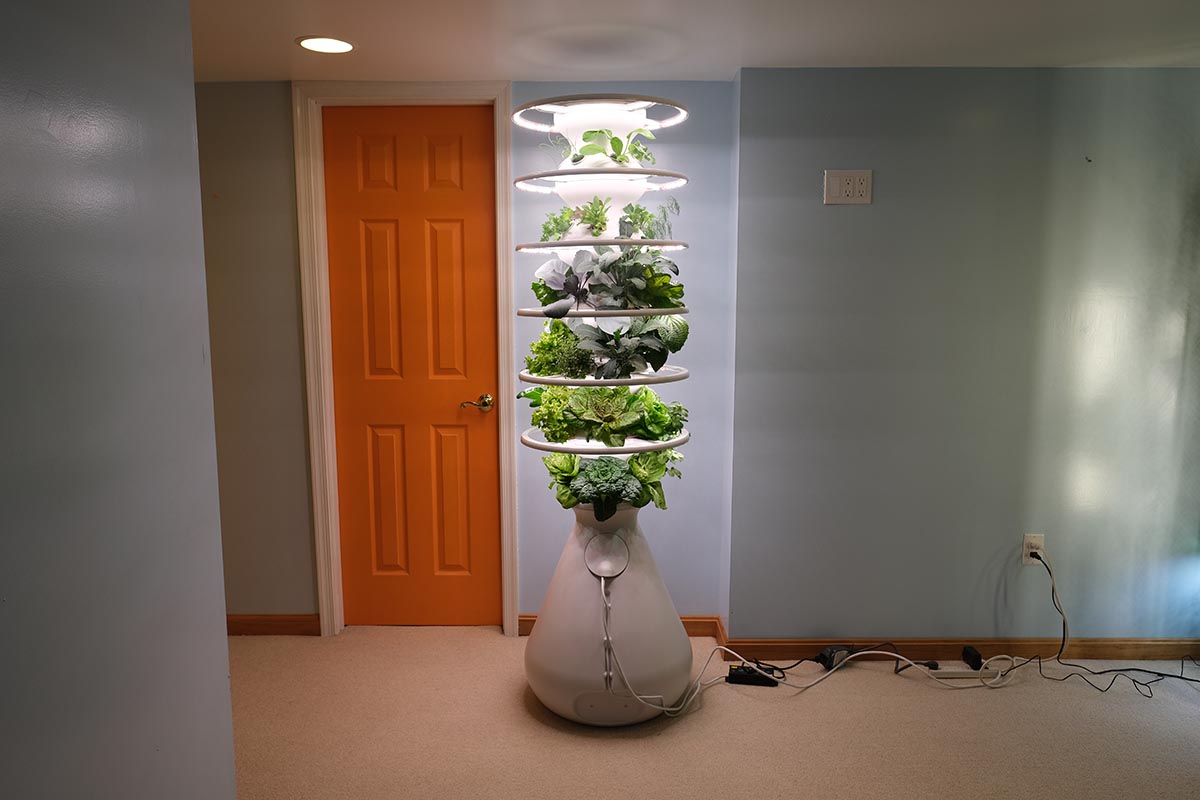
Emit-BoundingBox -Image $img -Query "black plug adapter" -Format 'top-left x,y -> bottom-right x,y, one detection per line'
962,646 -> 984,671
816,645 -> 853,671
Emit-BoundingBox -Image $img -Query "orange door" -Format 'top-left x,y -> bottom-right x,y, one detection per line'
323,105 -> 501,625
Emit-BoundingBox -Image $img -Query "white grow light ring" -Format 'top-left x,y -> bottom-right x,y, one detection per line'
512,94 -> 689,133
518,365 -> 689,387
520,428 -> 691,455
515,306 -> 689,318
514,168 -> 688,195
515,238 -> 688,254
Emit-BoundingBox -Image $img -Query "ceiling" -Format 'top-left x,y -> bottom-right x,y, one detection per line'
191,0 -> 1200,82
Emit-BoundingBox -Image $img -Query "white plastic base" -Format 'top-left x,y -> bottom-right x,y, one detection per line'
524,504 -> 693,726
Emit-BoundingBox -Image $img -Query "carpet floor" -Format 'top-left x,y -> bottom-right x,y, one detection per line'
229,627 -> 1199,799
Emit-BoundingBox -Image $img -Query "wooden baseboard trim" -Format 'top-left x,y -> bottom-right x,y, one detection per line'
719,637 -> 1200,662
518,613 -> 727,642
227,614 -> 321,636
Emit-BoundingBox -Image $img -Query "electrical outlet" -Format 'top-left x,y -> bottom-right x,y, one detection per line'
824,169 -> 872,204
1022,533 -> 1045,566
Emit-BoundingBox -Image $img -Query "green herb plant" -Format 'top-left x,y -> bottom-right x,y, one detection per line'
540,207 -> 575,242
524,320 -> 595,378
619,197 -> 680,239
539,196 -> 611,242
578,196 -> 610,236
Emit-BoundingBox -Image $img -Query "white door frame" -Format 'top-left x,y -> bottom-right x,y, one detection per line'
291,81 -> 517,637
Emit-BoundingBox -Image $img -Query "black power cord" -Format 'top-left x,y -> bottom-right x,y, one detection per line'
992,552 -> 1200,697
744,552 -> 1198,697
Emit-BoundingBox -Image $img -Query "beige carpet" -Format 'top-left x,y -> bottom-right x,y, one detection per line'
229,627 -> 1199,800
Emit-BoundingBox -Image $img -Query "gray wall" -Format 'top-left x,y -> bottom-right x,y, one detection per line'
196,82 -> 319,614
513,82 -> 739,616
0,1 -> 237,797
731,68 -> 1200,638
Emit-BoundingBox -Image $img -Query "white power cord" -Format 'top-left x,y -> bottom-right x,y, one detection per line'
598,571 -> 1029,717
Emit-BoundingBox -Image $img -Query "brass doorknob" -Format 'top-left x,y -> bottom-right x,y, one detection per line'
460,393 -> 495,412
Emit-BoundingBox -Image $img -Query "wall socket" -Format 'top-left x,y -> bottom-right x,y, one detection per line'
824,169 -> 872,204
1022,533 -> 1045,565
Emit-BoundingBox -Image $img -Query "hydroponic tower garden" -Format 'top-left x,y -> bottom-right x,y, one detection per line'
513,95 -> 695,726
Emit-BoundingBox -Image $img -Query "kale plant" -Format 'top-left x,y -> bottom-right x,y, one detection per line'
542,450 -> 684,519
568,456 -> 646,521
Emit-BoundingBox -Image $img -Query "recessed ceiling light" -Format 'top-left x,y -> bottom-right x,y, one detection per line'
296,36 -> 354,54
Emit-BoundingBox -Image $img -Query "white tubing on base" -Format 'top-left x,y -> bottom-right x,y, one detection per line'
524,504 -> 693,726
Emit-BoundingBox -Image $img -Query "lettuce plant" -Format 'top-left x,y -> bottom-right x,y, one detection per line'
518,386 -> 686,446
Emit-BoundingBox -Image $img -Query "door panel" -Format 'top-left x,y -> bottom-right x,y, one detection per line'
323,105 -> 500,625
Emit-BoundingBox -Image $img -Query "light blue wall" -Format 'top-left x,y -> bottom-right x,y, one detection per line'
730,68 -> 1200,638
196,82 -> 319,615
513,82 -> 739,616
0,1 -> 236,796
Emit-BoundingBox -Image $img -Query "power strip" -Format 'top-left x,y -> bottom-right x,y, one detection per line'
726,664 -> 779,686
932,667 -> 1000,680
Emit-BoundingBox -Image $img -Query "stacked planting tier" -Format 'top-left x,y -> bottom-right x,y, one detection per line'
513,95 -> 694,726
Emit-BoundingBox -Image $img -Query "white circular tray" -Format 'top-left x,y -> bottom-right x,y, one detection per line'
518,365 -> 689,386
520,427 -> 690,455
516,239 -> 687,253
516,306 -> 688,318
514,168 -> 688,195
512,94 -> 689,133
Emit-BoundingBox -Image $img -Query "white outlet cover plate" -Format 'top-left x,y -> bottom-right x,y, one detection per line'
824,169 -> 872,204
1022,533 -> 1045,565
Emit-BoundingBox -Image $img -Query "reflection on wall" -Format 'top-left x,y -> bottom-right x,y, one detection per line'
1025,69 -> 1200,636
731,68 -> 1200,639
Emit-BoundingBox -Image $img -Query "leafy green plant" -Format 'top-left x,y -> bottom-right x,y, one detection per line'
627,449 -> 683,510
571,128 -> 657,166
578,196 -> 610,236
525,320 -> 595,378
586,249 -> 685,310
568,457 -> 645,521
619,197 -> 680,239
540,207 -> 574,242
543,450 -> 683,519
531,247 -> 685,315
518,385 -> 687,446
539,196 -> 611,242
575,316 -> 689,380
655,315 -> 690,352
543,452 -> 581,509
575,320 -> 667,379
